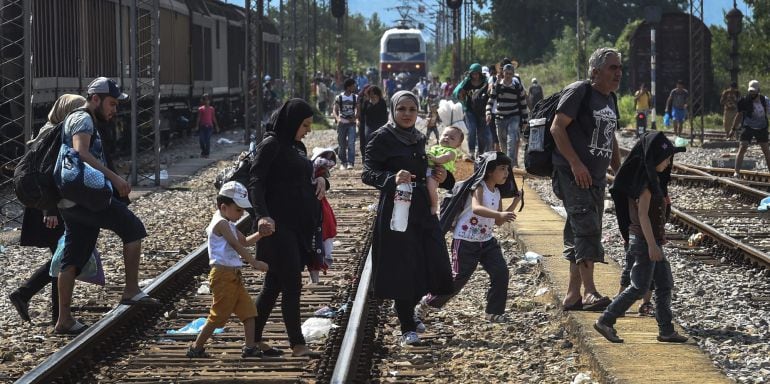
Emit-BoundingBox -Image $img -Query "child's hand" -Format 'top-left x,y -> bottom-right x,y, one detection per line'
251,260 -> 269,272
427,154 -> 436,162
648,244 -> 663,262
498,211 -> 516,223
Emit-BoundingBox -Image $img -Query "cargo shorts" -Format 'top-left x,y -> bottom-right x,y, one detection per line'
206,266 -> 257,327
552,166 -> 606,264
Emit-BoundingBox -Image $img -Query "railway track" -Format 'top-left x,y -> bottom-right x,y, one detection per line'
15,171 -> 378,383
615,144 -> 770,269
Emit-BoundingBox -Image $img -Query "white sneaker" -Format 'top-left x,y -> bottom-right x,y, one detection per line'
346,164 -> 354,170
339,164 -> 347,171
400,331 -> 420,346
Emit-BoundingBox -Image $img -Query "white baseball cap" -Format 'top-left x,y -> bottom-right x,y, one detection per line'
219,181 -> 252,208
748,80 -> 760,92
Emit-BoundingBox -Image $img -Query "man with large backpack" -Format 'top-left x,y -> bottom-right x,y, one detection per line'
528,78 -> 544,110
550,48 -> 622,312
54,77 -> 159,335
454,63 -> 491,159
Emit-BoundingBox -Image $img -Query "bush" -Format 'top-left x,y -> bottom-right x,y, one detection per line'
616,94 -> 636,129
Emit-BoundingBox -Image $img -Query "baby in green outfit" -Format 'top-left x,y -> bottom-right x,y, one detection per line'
427,126 -> 464,214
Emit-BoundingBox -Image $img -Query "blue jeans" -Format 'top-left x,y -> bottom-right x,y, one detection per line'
600,235 -> 675,335
337,122 -> 356,166
465,110 -> 492,155
465,110 -> 479,155
497,115 -> 521,166
198,124 -> 213,156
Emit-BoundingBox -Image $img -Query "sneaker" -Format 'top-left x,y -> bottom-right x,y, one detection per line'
9,291 -> 30,322
241,345 -> 263,358
638,302 -> 655,317
339,164 -> 347,171
485,313 -> 509,323
733,171 -> 740,178
346,164 -> 354,170
186,346 -> 210,358
400,331 -> 420,347
657,331 -> 688,343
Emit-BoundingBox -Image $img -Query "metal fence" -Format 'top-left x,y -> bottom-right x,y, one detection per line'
0,0 -> 30,228
0,0 -> 161,229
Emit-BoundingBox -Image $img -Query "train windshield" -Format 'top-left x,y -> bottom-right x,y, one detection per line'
386,38 -> 420,53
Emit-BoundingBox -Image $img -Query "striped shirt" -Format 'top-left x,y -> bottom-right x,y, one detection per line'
486,79 -> 528,120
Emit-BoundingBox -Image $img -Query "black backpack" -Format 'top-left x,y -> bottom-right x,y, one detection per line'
214,149 -> 255,190
13,107 -> 90,211
524,81 -> 617,177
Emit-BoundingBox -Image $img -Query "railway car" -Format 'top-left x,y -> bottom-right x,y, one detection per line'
17,0 -> 280,154
379,27 -> 426,92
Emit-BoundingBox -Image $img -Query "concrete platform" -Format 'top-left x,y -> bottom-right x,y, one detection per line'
512,183 -> 729,384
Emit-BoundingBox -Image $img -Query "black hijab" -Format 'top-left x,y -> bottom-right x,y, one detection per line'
265,98 -> 314,145
610,131 -> 685,242
439,151 -> 521,234
385,90 -> 423,145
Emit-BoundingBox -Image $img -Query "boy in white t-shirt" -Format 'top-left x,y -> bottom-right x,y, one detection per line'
418,152 -> 520,325
187,181 -> 270,358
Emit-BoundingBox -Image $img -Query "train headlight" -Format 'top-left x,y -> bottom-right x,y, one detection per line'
387,64 -> 392,69
415,64 -> 421,69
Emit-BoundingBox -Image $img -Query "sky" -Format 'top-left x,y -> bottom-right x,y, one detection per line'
227,0 -> 754,28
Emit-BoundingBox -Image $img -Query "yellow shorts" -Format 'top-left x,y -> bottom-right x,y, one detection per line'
206,266 -> 257,327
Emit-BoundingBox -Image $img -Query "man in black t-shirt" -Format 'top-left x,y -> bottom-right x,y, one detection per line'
550,47 -> 622,312
729,80 -> 770,176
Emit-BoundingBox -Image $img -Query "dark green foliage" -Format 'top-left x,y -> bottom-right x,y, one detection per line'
482,0 -> 687,63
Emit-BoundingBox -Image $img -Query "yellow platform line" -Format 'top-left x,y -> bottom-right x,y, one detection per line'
511,182 -> 729,384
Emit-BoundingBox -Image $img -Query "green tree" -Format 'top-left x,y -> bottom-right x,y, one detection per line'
481,0 -> 686,64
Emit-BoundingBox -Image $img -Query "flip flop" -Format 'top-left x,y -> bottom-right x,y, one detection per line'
582,293 -> 611,312
292,349 -> 321,358
562,296 -> 583,311
120,291 -> 161,306
55,319 -> 89,335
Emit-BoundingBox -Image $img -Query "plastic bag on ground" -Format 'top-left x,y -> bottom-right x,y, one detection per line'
522,251 -> 543,265
216,138 -> 235,145
301,317 -> 336,343
758,196 -> 770,211
166,317 -> 224,335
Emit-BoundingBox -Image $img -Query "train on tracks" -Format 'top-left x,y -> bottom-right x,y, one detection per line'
1,0 -> 280,161
379,26 -> 426,92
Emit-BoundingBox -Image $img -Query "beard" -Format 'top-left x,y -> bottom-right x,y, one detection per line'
94,102 -> 112,122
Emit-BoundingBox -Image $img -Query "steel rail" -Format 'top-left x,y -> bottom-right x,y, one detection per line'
674,163 -> 768,201
670,206 -> 770,267
330,247 -> 374,383
15,216 -> 251,384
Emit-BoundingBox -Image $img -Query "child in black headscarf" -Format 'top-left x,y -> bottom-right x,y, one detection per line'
594,131 -> 687,344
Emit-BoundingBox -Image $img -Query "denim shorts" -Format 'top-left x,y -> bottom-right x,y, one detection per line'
552,166 -> 605,263
671,107 -> 687,122
60,199 -> 147,272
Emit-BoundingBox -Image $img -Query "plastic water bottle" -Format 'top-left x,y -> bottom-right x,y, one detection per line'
390,182 -> 412,232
